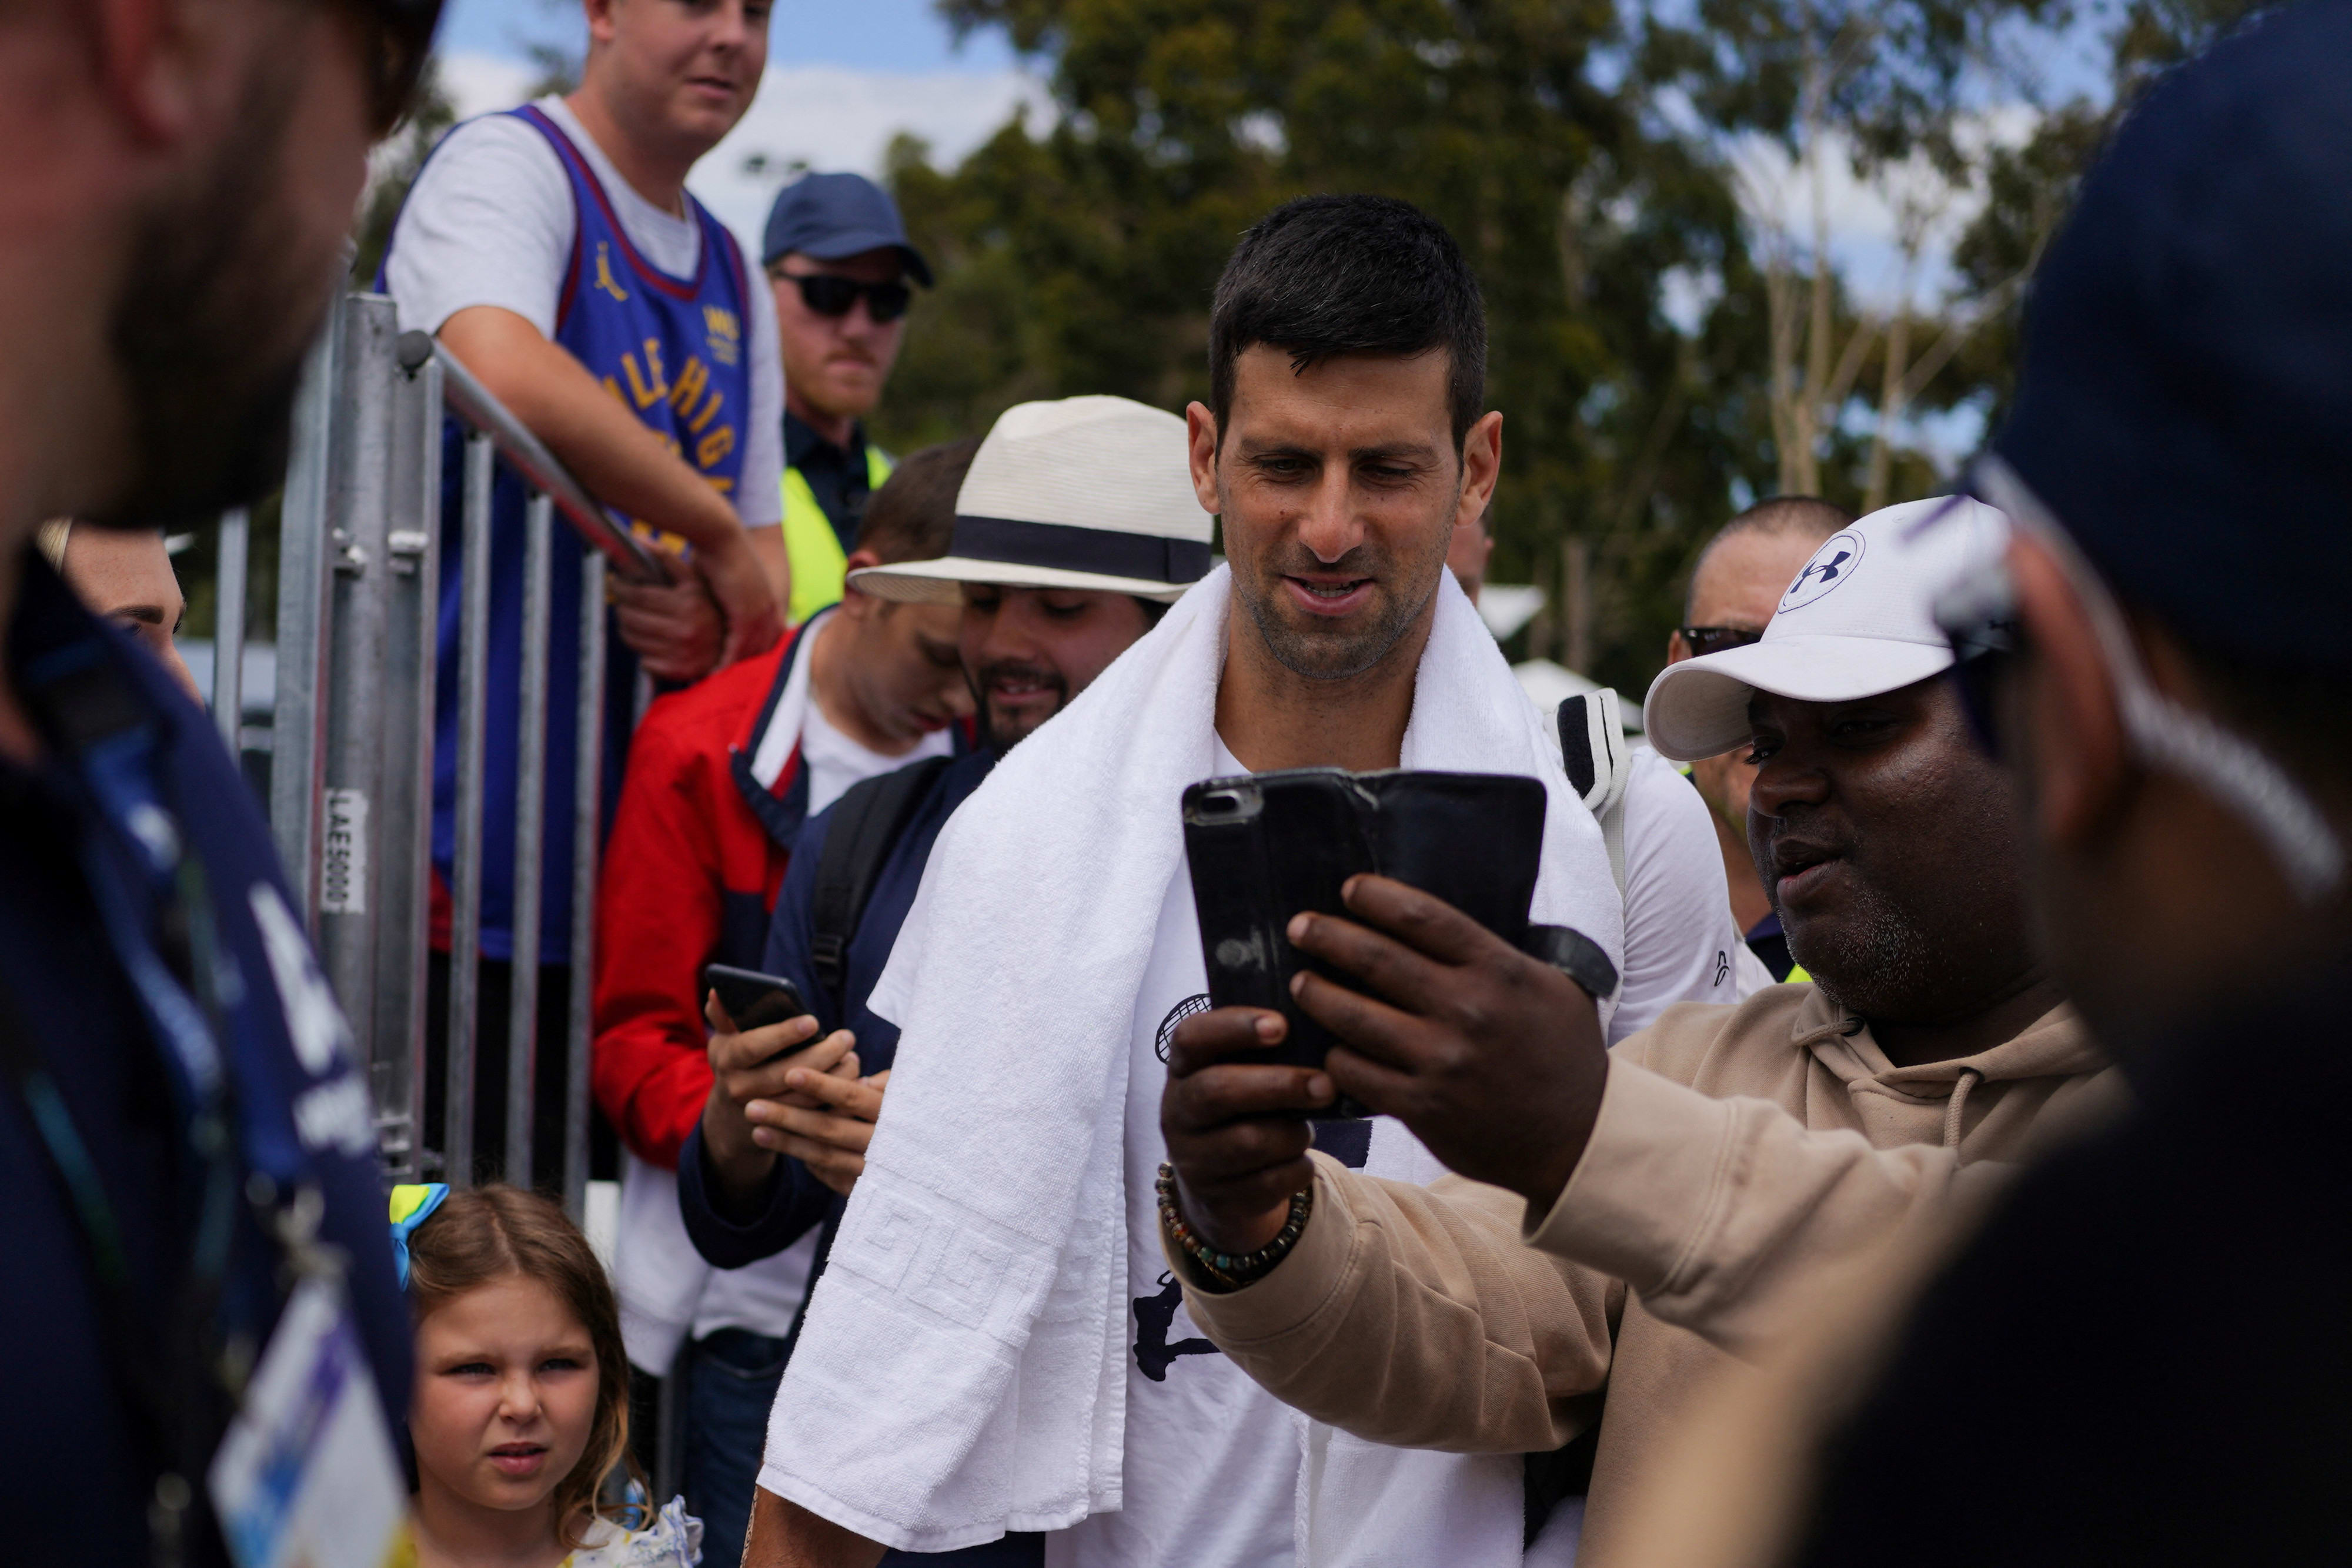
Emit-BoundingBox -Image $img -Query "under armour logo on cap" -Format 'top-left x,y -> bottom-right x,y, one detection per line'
1780,529 -> 1868,613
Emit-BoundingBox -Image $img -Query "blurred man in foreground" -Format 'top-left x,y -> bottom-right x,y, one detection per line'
0,2 -> 436,1560
1158,499 -> 2112,1567
1668,497 -> 1849,979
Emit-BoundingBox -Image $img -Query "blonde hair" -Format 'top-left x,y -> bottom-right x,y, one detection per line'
404,1185 -> 639,1550
35,519 -> 70,569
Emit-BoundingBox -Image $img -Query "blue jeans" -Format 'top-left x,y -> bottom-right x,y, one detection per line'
684,1328 -> 790,1568
681,1328 -> 1043,1567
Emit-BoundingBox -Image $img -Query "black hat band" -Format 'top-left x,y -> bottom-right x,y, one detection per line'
950,514 -> 1212,586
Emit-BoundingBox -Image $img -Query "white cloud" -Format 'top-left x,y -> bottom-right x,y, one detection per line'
429,54 -> 1051,258
439,52 -> 541,120
1728,104 -> 2040,313
691,64 -> 1053,248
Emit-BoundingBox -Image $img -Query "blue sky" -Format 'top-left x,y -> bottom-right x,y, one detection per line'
435,0 -> 1020,73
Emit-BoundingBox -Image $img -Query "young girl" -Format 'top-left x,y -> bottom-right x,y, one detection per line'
392,1183 -> 701,1567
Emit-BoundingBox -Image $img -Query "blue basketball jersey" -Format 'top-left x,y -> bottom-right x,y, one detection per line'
405,105 -> 757,965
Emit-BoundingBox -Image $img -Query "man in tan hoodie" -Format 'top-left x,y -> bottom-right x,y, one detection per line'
1154,497 -> 2121,1566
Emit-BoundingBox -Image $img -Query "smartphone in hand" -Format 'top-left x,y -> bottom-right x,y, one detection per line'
701,962 -> 810,1037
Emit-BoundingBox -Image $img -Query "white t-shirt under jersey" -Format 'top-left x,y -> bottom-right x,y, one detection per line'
385,95 -> 784,527
1049,738 -> 1297,1568
799,701 -> 954,818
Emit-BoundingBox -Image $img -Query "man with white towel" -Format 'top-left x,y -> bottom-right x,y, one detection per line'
746,195 -> 1735,1568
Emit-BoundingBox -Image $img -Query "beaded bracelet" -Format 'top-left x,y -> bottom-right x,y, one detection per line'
1155,1162 -> 1313,1293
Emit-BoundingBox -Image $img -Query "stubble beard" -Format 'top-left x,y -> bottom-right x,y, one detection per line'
96,51 -> 334,530
1793,872 -> 1955,1024
1227,485 -> 1456,685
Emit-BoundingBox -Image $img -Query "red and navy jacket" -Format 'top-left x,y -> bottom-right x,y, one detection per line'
589,610 -> 974,1167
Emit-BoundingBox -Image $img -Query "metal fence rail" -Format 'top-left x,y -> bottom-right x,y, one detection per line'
235,289 -> 662,1215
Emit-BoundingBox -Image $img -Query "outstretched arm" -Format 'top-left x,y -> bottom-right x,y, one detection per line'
438,305 -> 783,676
1161,1005 -> 1619,1455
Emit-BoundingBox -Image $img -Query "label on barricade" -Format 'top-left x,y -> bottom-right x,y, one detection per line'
320,789 -> 369,915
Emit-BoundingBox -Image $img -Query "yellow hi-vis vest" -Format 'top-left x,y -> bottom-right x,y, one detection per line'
782,446 -> 894,625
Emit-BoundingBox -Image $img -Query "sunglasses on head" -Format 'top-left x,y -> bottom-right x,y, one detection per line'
776,270 -> 913,325
342,0 -> 446,134
1678,625 -> 1765,657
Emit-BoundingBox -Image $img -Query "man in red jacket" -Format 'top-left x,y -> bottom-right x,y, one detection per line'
589,442 -> 976,1495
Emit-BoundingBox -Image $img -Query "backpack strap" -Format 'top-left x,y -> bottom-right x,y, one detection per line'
807,755 -> 955,1019
1556,690 -> 1633,897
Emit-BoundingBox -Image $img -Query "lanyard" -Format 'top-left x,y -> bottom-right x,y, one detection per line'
5,631 -> 312,1567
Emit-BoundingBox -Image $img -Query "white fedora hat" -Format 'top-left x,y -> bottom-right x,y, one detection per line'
848,395 -> 1212,604
1643,496 -> 2011,761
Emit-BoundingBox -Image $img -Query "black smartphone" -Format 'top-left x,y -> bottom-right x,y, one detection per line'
700,963 -> 809,1034
1181,768 -> 1547,1105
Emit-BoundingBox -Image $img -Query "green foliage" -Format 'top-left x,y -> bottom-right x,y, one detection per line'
1941,0 -> 2266,432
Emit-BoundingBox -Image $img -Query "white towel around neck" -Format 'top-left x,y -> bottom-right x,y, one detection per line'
757,565 -> 1624,1552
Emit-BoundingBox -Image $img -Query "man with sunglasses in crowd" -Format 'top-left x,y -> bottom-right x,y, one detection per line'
763,173 -> 928,624
0,1 -> 441,1562
1666,497 -> 1850,981
1155,497 -> 2120,1566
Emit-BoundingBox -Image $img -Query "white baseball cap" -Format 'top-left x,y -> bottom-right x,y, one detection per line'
1642,496 -> 2011,761
848,394 -> 1212,604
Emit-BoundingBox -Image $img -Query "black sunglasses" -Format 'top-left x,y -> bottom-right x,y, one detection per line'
1677,625 -> 1765,657
343,0 -> 446,134
775,271 -> 913,325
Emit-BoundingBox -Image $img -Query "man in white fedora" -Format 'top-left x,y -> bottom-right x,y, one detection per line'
738,195 -> 1738,1568
680,391 -> 1206,1567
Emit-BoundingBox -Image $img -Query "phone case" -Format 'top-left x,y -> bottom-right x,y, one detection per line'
1181,768 -> 1547,1098
701,964 -> 808,1032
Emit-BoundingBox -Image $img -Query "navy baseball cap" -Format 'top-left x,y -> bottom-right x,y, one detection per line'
760,172 -> 934,286
1990,1 -> 2352,677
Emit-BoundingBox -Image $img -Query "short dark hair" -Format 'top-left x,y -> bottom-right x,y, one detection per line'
1208,195 -> 1487,449
853,437 -> 981,566
1685,495 -> 1853,620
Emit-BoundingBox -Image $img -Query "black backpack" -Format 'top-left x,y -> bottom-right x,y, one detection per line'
804,754 -> 957,1021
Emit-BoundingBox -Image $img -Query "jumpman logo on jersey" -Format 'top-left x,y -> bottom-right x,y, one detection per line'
594,240 -> 629,303
1133,1273 -> 1219,1382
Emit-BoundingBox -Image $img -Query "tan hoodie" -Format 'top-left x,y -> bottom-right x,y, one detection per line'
1173,983 -> 2120,1567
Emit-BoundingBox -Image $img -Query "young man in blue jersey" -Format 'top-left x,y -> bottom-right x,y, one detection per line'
0,2 -> 442,1562
384,0 -> 786,1182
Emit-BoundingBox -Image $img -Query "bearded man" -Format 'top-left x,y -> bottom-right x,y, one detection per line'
0,2 -> 440,1563
744,195 -> 1736,1568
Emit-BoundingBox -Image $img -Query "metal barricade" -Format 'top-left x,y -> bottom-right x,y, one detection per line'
233,289 -> 664,1215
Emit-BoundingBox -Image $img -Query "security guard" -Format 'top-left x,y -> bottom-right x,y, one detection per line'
761,173 -> 933,623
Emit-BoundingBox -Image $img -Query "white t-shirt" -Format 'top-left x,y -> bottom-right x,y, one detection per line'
385,95 -> 784,527
1609,745 -> 1747,1040
1050,739 -> 1298,1568
800,700 -> 954,818
691,654 -> 956,1342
